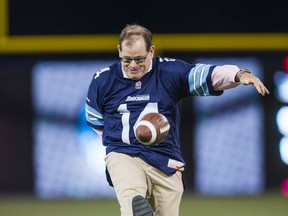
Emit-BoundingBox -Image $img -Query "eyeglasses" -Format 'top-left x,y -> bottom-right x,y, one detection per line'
120,54 -> 148,64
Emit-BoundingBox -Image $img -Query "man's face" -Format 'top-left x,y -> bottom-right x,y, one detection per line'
118,37 -> 154,80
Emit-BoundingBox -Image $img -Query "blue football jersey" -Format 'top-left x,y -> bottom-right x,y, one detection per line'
86,56 -> 222,175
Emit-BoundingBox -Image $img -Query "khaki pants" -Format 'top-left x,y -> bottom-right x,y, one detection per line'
105,152 -> 184,216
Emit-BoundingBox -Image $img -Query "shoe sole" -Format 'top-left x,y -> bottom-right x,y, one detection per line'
132,195 -> 153,216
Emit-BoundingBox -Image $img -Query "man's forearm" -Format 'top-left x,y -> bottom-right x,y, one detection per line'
211,65 -> 240,91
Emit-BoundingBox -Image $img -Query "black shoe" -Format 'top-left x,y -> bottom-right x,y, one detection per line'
132,195 -> 153,216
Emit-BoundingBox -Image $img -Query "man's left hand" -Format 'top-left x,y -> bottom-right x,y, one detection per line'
240,72 -> 270,96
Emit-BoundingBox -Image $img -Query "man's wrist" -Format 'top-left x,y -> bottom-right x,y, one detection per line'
235,68 -> 251,82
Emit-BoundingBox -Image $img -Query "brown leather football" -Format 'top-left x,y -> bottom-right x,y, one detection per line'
134,113 -> 170,145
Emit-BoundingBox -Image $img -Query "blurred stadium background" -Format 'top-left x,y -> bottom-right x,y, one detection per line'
1,0 -> 288,215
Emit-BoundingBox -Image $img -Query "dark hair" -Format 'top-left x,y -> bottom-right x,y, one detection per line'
119,24 -> 152,52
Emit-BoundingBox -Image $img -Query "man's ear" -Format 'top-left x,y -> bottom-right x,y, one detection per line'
150,45 -> 155,56
117,45 -> 122,57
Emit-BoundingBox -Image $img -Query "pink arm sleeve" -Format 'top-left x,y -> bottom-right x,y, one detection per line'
211,65 -> 240,91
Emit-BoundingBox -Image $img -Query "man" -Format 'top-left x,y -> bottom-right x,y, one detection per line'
85,24 -> 269,216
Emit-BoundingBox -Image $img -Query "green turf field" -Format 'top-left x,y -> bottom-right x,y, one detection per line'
0,191 -> 287,216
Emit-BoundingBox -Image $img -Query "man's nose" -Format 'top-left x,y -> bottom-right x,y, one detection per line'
129,60 -> 138,66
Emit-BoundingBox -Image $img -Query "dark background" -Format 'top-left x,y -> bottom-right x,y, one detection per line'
1,0 -> 288,194
9,0 -> 288,35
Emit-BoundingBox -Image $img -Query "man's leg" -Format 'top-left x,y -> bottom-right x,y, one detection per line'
105,152 -> 151,216
146,165 -> 184,216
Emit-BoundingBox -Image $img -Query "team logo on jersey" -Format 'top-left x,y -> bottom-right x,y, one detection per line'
135,81 -> 142,89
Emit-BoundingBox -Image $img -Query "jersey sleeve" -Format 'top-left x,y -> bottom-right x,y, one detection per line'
85,68 -> 109,130
156,57 -> 222,99
188,63 -> 223,96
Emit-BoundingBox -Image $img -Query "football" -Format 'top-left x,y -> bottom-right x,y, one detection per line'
134,113 -> 170,145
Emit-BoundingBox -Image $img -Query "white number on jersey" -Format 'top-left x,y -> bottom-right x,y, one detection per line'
117,102 -> 158,144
